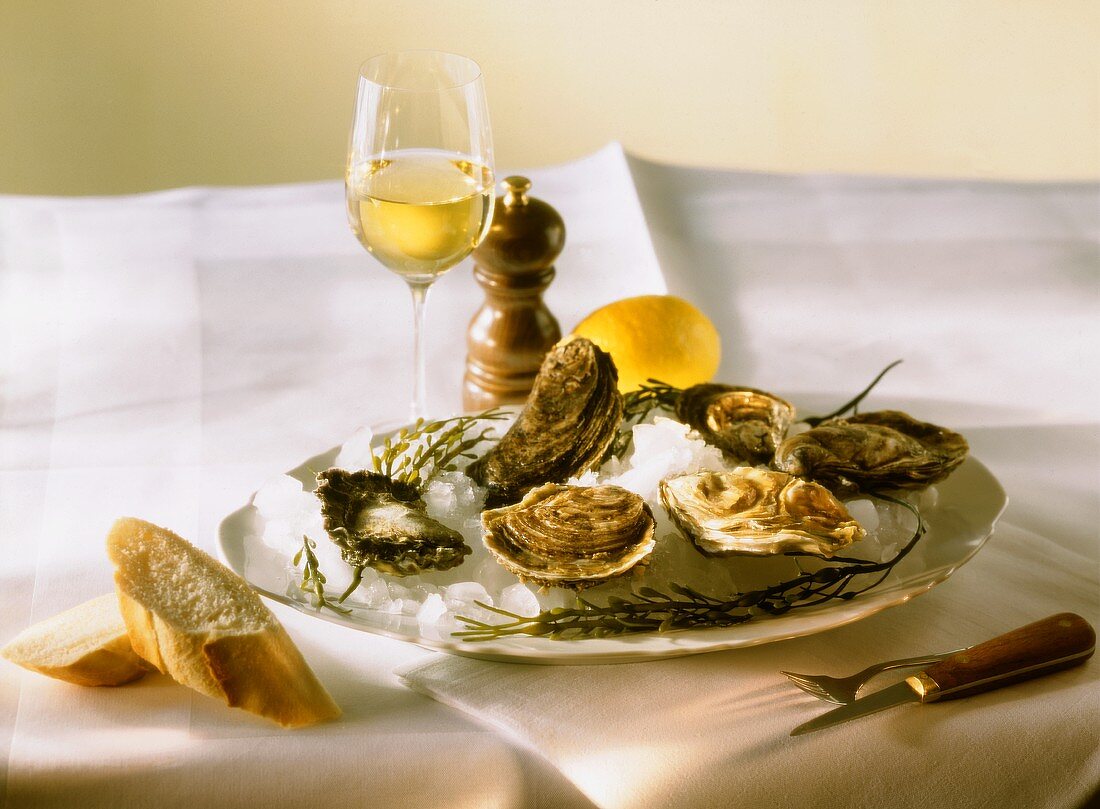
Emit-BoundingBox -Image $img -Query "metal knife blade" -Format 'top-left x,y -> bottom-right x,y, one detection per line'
790,680 -> 919,736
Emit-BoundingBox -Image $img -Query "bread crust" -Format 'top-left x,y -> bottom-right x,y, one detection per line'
203,628 -> 341,727
108,517 -> 341,728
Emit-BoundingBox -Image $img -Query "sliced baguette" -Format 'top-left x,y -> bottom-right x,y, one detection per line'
1,594 -> 149,687
106,517 -> 340,728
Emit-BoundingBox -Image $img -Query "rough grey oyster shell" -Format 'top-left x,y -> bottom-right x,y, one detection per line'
467,336 -> 623,506
659,468 -> 865,558
774,409 -> 969,495
675,384 -> 795,465
315,469 -> 470,576
481,483 -> 656,590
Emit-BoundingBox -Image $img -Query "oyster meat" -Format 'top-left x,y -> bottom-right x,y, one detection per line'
467,336 -> 623,506
481,483 -> 656,589
675,384 -> 795,465
315,469 -> 470,576
659,469 -> 865,557
774,409 -> 969,495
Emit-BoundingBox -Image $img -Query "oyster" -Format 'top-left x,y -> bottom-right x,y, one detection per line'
315,469 -> 470,576
481,483 -> 656,589
774,409 -> 969,495
467,336 -> 623,506
675,384 -> 795,465
660,469 -> 865,557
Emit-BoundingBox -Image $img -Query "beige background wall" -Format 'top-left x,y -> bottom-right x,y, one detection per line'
1,0 -> 1097,195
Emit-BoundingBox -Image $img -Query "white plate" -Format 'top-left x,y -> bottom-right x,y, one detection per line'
218,421 -> 1007,665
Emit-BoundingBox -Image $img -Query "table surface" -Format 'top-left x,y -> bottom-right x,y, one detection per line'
1,144 -> 1097,809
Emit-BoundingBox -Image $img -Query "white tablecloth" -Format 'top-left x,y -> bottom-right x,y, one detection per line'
1,144 -> 1097,808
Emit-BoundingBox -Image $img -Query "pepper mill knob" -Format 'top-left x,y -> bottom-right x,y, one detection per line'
463,175 -> 566,410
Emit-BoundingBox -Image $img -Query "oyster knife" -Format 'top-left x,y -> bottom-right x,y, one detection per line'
790,612 -> 1094,736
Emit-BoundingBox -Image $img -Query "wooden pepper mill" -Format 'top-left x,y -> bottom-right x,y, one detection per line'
463,176 -> 566,410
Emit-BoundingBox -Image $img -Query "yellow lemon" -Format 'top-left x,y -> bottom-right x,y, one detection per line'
571,295 -> 721,393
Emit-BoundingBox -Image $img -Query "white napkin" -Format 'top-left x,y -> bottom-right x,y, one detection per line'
399,522 -> 1099,809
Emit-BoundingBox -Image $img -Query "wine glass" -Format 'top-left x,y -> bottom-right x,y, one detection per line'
346,51 -> 495,420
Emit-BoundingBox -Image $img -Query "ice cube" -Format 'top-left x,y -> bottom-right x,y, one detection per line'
447,471 -> 485,511
425,471 -> 486,521
254,475 -> 312,521
445,581 -> 493,608
434,612 -> 461,637
417,593 -> 447,630
254,474 -> 327,552
359,578 -> 390,609
874,497 -> 917,548
412,582 -> 442,598
260,518 -> 298,555
387,582 -> 412,601
334,426 -> 376,471
845,498 -> 880,533
424,478 -> 457,518
500,583 -> 541,617
567,470 -> 601,488
301,511 -> 327,540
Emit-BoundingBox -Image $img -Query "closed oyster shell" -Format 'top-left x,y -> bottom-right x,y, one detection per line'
659,469 -> 865,557
481,483 -> 656,589
467,336 -> 623,506
774,409 -> 968,495
315,469 -> 470,576
675,384 -> 795,465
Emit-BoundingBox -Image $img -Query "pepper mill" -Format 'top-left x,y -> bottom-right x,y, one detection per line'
463,176 -> 566,410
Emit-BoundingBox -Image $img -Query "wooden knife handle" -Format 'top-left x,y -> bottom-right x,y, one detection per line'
908,613 -> 1095,702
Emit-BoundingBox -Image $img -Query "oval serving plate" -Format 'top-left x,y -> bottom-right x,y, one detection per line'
218,411 -> 1007,665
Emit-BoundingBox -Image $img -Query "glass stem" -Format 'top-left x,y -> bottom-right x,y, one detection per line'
407,280 -> 433,421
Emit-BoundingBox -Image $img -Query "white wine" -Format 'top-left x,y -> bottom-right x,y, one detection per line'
347,150 -> 494,281
345,51 -> 494,419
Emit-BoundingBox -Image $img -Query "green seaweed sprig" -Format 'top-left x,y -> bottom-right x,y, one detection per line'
453,492 -> 923,641
293,535 -> 351,615
371,408 -> 511,489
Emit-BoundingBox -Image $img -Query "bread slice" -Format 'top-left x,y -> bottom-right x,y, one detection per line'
106,517 -> 340,728
1,594 -> 149,687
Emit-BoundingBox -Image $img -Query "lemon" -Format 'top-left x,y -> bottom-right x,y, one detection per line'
571,295 -> 721,393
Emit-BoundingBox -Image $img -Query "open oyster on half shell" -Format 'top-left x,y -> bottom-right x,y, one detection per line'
481,483 -> 657,590
315,469 -> 471,576
774,409 -> 969,496
467,336 -> 623,506
659,468 -> 865,558
675,384 -> 796,465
